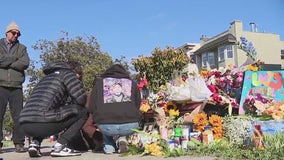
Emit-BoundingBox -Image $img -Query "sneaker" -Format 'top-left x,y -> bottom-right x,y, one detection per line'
117,137 -> 129,153
28,141 -> 41,157
50,147 -> 81,157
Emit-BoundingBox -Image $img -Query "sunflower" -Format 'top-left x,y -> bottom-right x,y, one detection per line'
165,101 -> 177,113
193,112 -> 209,131
209,114 -> 223,127
168,109 -> 179,118
212,126 -> 223,139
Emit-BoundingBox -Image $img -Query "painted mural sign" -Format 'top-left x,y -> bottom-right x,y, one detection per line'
239,70 -> 284,114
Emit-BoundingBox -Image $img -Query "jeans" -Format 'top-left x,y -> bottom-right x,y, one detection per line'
0,87 -> 25,145
97,122 -> 139,153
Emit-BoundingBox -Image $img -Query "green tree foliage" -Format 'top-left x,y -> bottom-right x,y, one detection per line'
132,47 -> 190,92
26,31 -> 113,94
3,107 -> 14,135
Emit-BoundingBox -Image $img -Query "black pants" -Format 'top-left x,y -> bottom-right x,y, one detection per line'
0,87 -> 25,145
21,106 -> 88,145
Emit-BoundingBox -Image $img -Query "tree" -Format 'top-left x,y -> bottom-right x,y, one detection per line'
25,31 -> 113,95
3,107 -> 14,137
132,47 -> 190,92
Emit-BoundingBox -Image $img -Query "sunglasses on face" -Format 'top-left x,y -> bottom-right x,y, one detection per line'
10,31 -> 21,37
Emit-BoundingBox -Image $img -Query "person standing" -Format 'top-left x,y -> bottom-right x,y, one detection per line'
0,22 -> 30,153
89,64 -> 142,154
19,61 -> 88,157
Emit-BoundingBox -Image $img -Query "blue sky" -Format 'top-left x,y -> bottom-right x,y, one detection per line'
1,0 -> 283,65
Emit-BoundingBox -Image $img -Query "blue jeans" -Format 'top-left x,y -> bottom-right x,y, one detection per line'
97,122 -> 139,153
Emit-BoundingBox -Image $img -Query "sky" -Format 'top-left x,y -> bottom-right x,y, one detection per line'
1,0 -> 283,66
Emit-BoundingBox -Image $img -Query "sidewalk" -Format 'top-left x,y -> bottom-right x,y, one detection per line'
0,140 -> 217,160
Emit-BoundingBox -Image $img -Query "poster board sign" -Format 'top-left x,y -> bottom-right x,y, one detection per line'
239,70 -> 284,114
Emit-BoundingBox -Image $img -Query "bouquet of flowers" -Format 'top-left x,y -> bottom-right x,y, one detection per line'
263,101 -> 284,120
203,67 -> 242,115
242,94 -> 274,116
193,112 -> 223,139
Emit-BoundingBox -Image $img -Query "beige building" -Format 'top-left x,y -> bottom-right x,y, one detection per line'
191,20 -> 284,71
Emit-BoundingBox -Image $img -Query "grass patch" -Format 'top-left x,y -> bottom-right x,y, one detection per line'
3,140 -> 13,147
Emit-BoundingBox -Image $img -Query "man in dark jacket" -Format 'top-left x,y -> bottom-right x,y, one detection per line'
19,61 -> 88,157
0,22 -> 30,153
89,64 -> 141,154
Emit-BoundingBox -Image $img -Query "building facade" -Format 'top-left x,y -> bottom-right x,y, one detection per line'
193,20 -> 284,71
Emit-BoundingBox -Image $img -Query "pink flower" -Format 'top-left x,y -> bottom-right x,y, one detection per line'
207,85 -> 219,94
211,93 -> 222,103
137,78 -> 148,91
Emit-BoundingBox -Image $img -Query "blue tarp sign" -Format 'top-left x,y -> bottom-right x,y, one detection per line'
239,70 -> 284,114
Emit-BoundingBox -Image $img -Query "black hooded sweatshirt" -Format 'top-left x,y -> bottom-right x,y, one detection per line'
89,64 -> 141,124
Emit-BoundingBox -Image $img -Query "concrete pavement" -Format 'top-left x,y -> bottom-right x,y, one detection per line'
0,140 -> 217,160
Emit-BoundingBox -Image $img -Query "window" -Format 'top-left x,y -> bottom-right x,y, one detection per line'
201,53 -> 207,67
218,46 -> 225,61
201,52 -> 215,68
227,45 -> 233,58
281,49 -> 284,59
208,52 -> 215,66
218,45 -> 233,60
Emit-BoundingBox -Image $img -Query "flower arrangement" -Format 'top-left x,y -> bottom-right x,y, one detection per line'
222,115 -> 254,146
143,141 -> 164,156
242,94 -> 274,116
238,36 -> 258,61
246,60 -> 265,71
128,35 -> 284,158
146,86 -> 168,111
140,99 -> 151,113
264,102 -> 284,120
203,67 -> 242,115
193,112 -> 223,139
137,76 -> 149,91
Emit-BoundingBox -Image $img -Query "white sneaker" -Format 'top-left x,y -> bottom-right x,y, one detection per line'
117,136 -> 129,153
50,147 -> 81,157
28,141 -> 41,157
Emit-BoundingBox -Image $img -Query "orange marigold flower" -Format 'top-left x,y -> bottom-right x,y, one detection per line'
209,115 -> 223,127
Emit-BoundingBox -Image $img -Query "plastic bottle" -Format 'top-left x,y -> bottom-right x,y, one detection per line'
174,127 -> 182,148
202,126 -> 214,144
168,139 -> 175,151
253,124 -> 264,150
181,137 -> 188,149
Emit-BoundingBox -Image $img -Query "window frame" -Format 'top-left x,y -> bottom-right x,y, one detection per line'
201,52 -> 215,68
218,46 -> 225,61
207,52 -> 215,66
201,53 -> 208,68
227,45 -> 233,58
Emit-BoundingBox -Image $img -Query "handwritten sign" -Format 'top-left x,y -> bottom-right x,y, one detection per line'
239,70 -> 284,114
